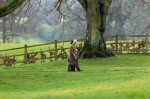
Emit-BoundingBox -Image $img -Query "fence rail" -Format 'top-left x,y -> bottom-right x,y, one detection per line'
0,39 -> 84,66
107,34 -> 150,55
0,34 -> 150,66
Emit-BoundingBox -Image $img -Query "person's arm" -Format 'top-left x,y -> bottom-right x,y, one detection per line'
76,49 -> 79,56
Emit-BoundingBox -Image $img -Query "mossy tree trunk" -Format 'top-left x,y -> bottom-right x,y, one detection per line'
78,0 -> 113,58
0,0 -> 26,18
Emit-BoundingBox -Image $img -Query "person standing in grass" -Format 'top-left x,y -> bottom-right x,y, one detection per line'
68,39 -> 83,72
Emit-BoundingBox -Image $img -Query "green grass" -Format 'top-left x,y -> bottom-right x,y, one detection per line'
0,55 -> 150,99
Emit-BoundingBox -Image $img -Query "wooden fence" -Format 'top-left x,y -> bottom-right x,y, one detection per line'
0,39 -> 84,66
106,34 -> 150,54
0,34 -> 150,66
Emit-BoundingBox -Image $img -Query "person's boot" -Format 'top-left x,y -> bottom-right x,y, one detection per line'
78,70 -> 83,72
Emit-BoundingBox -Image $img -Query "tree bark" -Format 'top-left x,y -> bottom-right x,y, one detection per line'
79,0 -> 113,58
2,17 -> 6,43
0,0 -> 26,18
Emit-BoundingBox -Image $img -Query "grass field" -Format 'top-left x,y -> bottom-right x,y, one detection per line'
0,55 -> 150,99
0,34 -> 46,44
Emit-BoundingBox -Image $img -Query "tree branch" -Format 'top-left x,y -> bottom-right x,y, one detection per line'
0,0 -> 27,18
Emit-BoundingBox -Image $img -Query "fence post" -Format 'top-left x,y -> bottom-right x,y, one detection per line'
24,44 -> 28,64
55,40 -> 58,61
115,34 -> 118,54
145,34 -> 149,55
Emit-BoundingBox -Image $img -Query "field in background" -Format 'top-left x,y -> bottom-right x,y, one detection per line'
1,34 -> 150,67
1,38 -> 150,66
0,55 -> 150,99
0,34 -> 46,44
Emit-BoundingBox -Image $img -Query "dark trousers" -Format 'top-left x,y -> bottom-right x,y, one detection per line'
68,64 -> 75,71
68,64 -> 80,71
68,58 -> 80,71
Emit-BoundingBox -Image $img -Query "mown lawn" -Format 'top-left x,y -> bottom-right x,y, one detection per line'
0,55 -> 150,99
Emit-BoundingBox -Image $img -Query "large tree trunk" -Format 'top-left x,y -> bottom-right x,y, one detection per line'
78,0 -> 113,58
